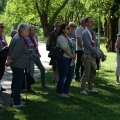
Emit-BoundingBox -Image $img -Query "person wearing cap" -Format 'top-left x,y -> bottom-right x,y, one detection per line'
74,18 -> 86,82
49,21 -> 61,84
115,33 -> 120,84
0,22 -> 8,92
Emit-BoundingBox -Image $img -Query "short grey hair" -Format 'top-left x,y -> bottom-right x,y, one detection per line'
17,23 -> 29,33
80,18 -> 86,24
10,29 -> 17,38
54,21 -> 60,27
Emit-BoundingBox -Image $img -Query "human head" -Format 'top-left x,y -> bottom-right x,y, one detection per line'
0,22 -> 5,35
80,18 -> 86,28
29,25 -> 36,36
17,23 -> 29,37
69,22 -> 76,31
11,30 -> 17,38
57,23 -> 70,36
85,17 -> 93,29
54,21 -> 61,32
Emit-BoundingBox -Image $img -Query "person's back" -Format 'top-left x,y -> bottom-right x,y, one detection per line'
49,21 -> 61,84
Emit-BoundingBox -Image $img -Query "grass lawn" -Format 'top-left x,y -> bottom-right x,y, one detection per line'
0,42 -> 119,120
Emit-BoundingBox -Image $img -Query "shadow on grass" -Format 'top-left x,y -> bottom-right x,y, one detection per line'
1,68 -> 120,120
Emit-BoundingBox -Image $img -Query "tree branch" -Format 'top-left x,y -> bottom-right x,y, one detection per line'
49,0 -> 69,24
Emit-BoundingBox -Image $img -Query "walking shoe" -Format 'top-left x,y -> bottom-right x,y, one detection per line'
13,104 -> 26,108
42,85 -> 50,89
87,88 -> 98,93
80,90 -> 87,94
116,81 -> 120,85
58,94 -> 70,98
66,93 -> 74,97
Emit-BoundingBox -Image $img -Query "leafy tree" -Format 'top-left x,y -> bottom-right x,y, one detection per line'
3,0 -> 69,36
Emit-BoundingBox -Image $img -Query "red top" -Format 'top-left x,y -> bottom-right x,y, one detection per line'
29,35 -> 41,57
0,35 -> 7,47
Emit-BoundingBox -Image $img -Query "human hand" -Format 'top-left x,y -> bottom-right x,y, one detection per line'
97,54 -> 101,58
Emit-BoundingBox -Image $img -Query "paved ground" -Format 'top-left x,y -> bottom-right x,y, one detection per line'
0,41 -> 51,113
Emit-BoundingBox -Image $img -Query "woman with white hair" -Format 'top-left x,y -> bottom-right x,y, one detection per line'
6,23 -> 30,108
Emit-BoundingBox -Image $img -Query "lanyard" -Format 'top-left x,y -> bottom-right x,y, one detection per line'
18,33 -> 29,48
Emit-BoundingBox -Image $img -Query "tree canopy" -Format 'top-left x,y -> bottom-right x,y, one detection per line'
1,0 -> 120,51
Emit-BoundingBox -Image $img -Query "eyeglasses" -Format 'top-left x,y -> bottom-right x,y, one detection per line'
65,27 -> 70,30
0,26 -> 5,29
57,25 -> 61,27
71,26 -> 76,28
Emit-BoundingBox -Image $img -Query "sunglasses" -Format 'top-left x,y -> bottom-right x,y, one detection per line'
65,27 -> 70,30
0,26 -> 5,29
57,25 -> 61,27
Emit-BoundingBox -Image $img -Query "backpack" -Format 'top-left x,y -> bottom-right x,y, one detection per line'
46,30 -> 57,51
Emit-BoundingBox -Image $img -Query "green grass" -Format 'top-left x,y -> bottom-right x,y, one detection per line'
0,43 -> 119,120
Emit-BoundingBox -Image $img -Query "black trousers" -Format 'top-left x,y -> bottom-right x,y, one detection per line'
0,60 -> 5,80
75,50 -> 84,80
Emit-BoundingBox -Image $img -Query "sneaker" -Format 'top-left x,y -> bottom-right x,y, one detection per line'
87,88 -> 98,93
80,90 -> 87,94
66,93 -> 74,97
58,94 -> 70,98
42,85 -> 50,89
116,81 -> 120,85
13,104 -> 26,108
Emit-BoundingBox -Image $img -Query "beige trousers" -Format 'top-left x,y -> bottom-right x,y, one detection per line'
81,53 -> 96,90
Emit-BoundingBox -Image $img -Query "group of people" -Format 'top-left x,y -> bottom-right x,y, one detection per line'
48,16 -> 102,97
0,22 -> 50,108
0,16 -> 107,108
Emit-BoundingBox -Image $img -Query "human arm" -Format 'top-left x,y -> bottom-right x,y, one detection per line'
82,32 -> 100,57
116,37 -> 120,49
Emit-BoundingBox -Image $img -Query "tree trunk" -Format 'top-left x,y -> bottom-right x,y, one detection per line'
106,1 -> 119,52
104,18 -> 107,44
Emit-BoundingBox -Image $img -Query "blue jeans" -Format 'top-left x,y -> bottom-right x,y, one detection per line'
57,58 -> 74,94
11,67 -> 24,105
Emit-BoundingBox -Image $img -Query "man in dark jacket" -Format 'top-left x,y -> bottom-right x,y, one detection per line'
49,21 -> 61,83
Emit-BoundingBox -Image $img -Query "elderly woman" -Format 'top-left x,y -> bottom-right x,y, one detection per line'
56,23 -> 76,98
6,23 -> 30,108
0,22 -> 8,92
25,25 -> 49,88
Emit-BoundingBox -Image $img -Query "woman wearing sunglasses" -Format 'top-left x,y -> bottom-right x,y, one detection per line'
56,23 -> 76,98
0,22 -> 8,92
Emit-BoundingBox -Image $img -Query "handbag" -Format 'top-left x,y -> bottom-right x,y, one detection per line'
48,44 -> 64,60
